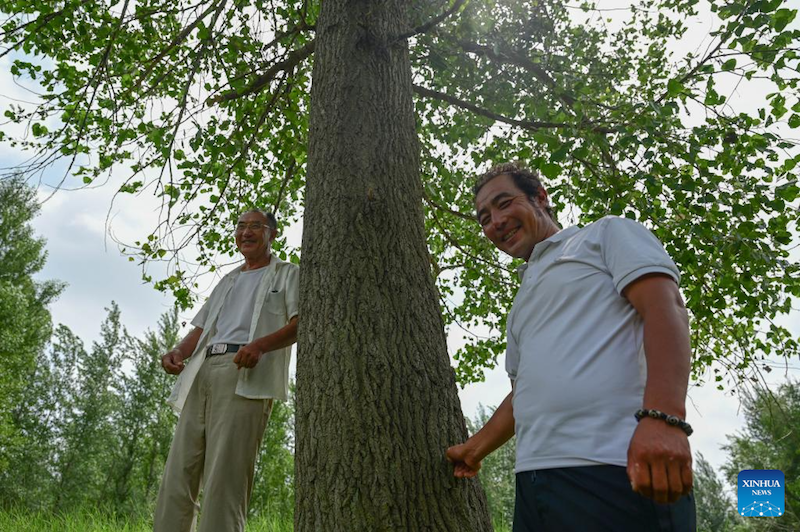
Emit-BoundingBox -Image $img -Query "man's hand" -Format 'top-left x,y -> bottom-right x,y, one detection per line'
233,342 -> 262,370
161,349 -> 185,375
446,389 -> 515,479
446,441 -> 483,478
234,316 -> 298,370
627,418 -> 693,504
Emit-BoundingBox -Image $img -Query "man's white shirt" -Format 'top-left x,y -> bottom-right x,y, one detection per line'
167,256 -> 299,413
506,216 -> 679,472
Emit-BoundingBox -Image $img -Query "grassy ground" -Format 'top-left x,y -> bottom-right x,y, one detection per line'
0,508 -> 509,531
493,520 -> 511,532
0,508 -> 293,532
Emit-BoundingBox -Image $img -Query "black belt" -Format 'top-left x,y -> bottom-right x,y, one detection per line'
206,343 -> 243,356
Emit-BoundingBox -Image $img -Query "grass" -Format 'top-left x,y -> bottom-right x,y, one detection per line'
0,507 -> 292,532
0,507 -> 508,531
0,508 -> 147,532
493,518 -> 512,532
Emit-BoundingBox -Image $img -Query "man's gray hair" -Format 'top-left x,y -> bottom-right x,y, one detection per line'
240,208 -> 277,231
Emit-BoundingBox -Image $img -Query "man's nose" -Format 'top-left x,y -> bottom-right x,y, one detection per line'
491,210 -> 507,229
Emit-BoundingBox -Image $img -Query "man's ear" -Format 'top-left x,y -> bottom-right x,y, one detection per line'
536,187 -> 550,207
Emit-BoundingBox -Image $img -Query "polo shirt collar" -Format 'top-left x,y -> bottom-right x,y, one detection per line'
516,225 -> 580,279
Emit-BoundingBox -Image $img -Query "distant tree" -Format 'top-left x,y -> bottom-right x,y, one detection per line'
0,176 -> 62,499
0,337 -> 61,509
0,323 -> 87,511
50,304 -> 123,513
467,404 -> 515,529
106,308 -> 181,516
694,452 -> 740,532
722,381 -> 800,531
1,303 -> 218,517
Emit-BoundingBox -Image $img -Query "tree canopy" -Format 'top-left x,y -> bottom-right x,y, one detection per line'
0,0 -> 798,384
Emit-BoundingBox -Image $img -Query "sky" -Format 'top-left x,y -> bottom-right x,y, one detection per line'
2,0 -> 799,492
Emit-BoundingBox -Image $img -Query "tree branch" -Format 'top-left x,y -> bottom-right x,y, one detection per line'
162,0 -> 227,223
425,195 -> 515,276
205,22 -> 314,100
135,0 -> 221,89
413,84 -> 613,133
0,9 -> 68,61
458,39 -> 576,108
423,189 -> 475,221
208,39 -> 315,104
43,0 -> 132,202
396,0 -> 466,41
654,0 -> 754,104
273,158 -> 296,216
0,8 -> 64,40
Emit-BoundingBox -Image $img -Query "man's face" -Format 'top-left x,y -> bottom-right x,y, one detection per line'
475,174 -> 551,261
234,211 -> 275,260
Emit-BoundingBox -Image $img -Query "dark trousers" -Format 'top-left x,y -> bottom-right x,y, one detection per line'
513,465 -> 696,532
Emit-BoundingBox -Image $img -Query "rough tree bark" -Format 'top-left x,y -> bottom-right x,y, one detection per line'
295,0 -> 493,530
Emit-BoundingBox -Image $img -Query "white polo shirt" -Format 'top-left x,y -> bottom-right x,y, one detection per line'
506,216 -> 680,472
167,256 -> 299,413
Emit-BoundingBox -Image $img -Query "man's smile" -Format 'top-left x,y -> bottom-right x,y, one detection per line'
502,227 -> 520,242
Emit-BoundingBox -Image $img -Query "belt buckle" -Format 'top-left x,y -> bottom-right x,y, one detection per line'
210,343 -> 226,355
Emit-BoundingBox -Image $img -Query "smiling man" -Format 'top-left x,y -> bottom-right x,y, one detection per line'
447,163 -> 696,531
154,209 -> 298,532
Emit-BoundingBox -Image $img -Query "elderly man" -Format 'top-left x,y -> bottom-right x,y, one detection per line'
154,209 -> 298,532
447,163 -> 696,531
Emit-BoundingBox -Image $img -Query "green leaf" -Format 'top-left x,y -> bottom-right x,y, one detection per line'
667,78 -> 684,97
31,123 -> 48,137
771,9 -> 796,32
721,58 -> 737,71
776,182 -> 799,202
540,163 -> 561,179
550,143 -> 571,163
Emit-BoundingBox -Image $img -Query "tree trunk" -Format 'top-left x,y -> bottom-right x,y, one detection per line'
295,0 -> 493,530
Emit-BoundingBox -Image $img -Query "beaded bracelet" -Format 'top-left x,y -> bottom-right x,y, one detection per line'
634,408 -> 694,436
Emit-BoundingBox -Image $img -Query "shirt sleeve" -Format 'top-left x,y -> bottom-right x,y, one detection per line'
191,299 -> 210,328
505,318 -> 519,383
600,217 -> 680,294
191,276 -> 227,328
284,264 -> 299,320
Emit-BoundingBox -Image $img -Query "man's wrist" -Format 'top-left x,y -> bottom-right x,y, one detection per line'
635,409 -> 693,436
465,435 -> 489,463
642,400 -> 686,419
253,337 -> 271,353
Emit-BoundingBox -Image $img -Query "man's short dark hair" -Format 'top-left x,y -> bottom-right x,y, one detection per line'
473,162 -> 557,223
240,208 -> 277,231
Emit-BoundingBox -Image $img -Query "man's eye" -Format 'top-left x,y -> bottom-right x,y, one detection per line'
499,200 -> 512,209
479,217 -> 489,226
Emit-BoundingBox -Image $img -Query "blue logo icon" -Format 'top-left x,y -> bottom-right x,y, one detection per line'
738,470 -> 784,518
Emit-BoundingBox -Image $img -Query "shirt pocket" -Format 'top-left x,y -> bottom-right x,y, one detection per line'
262,288 -> 286,317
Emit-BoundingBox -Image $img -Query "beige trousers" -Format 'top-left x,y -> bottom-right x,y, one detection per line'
154,353 -> 273,532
